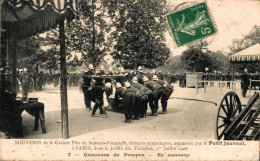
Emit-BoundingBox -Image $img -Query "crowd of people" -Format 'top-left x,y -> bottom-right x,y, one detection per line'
80,65 -> 174,123
1,64 -> 259,138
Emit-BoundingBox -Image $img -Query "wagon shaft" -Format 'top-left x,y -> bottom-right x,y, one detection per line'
223,92 -> 260,140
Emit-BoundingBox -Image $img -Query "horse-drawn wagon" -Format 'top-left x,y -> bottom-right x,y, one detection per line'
216,91 -> 259,140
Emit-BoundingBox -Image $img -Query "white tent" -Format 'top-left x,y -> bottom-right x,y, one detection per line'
229,43 -> 260,62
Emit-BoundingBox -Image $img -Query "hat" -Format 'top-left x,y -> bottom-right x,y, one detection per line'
120,67 -> 125,72
132,76 -> 138,83
88,64 -> 94,70
24,68 -> 27,72
143,76 -> 149,82
137,66 -> 143,72
116,82 -> 122,88
100,65 -> 105,71
153,75 -> 158,81
124,81 -> 131,88
244,68 -> 248,72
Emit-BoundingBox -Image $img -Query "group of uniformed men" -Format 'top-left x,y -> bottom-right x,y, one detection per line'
81,64 -> 174,123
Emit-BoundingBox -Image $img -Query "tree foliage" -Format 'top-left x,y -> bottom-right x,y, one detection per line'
68,0 -> 112,68
229,25 -> 260,54
181,48 -> 213,72
104,0 -> 170,69
229,25 -> 260,73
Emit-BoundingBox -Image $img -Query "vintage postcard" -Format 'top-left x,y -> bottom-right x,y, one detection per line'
0,0 -> 259,160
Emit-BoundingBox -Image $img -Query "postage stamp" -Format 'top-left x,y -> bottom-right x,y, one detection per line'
166,2 -> 217,47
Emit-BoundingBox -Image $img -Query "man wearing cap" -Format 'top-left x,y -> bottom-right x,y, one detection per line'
91,65 -> 107,117
132,76 -> 150,119
116,67 -> 127,85
136,66 -> 145,85
81,64 -> 94,110
19,68 -> 30,100
96,65 -> 105,76
123,82 -> 140,122
107,67 -> 113,75
241,68 -> 250,97
153,75 -> 173,114
143,76 -> 164,116
114,82 -> 125,112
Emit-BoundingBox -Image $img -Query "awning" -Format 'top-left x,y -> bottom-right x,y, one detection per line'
1,0 -> 82,139
1,0 -> 80,39
229,43 -> 260,62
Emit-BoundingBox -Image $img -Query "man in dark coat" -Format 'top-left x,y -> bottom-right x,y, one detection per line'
123,82 -> 139,122
20,68 -> 30,100
0,80 -> 23,138
115,82 -> 138,123
81,64 -> 94,110
132,76 -> 150,119
37,71 -> 44,91
153,75 -> 173,114
91,66 -> 107,117
241,68 -> 250,97
143,76 -> 164,116
136,66 -> 145,85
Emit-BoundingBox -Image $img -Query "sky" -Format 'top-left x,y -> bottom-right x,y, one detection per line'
166,0 -> 260,56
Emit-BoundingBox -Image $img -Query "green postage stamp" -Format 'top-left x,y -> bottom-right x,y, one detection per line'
166,2 -> 217,46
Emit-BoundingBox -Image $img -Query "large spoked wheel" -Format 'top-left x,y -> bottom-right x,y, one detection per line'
216,92 -> 242,140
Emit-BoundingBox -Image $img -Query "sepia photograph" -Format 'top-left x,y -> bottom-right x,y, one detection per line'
0,0 -> 259,160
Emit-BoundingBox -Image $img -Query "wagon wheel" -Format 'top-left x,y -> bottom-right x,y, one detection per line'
216,91 -> 242,140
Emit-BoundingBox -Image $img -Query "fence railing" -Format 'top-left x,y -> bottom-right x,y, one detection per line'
196,79 -> 236,94
249,80 -> 260,93
195,79 -> 260,94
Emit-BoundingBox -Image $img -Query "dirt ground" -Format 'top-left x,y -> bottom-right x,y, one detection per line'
0,81 -> 256,140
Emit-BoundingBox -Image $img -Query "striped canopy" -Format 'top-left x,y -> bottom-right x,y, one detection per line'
229,43 -> 260,62
1,0 -> 81,39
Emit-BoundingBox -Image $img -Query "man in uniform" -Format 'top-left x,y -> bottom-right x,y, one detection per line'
116,67 -> 127,85
103,67 -> 114,110
153,75 -> 173,114
81,64 -> 94,110
115,82 -> 139,123
114,82 -> 125,113
226,72 -> 232,89
143,76 -> 164,116
20,68 -> 30,100
132,76 -> 150,119
91,66 -> 107,117
37,71 -> 44,91
241,68 -> 250,97
97,65 -> 105,76
136,66 -> 145,85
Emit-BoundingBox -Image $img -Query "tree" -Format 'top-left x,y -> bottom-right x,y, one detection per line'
229,25 -> 260,73
104,0 -> 170,69
229,25 -> 260,54
181,48 -> 213,72
210,51 -> 230,73
66,0 -> 112,69
158,55 -> 186,74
